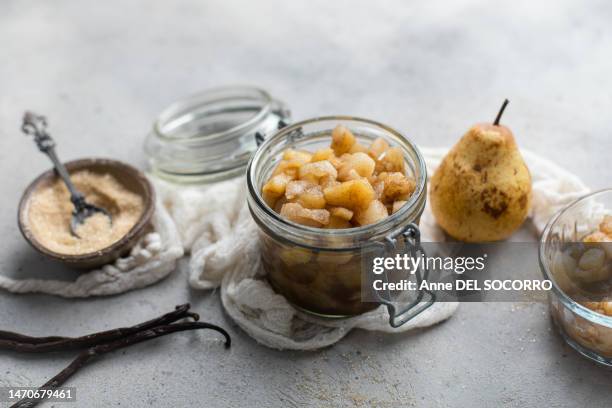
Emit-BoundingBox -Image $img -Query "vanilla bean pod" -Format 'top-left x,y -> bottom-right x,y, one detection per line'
41,322 -> 231,389
5,305 -> 231,408
0,303 -> 199,352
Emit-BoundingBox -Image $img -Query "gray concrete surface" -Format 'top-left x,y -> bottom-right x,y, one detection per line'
1,1 -> 611,407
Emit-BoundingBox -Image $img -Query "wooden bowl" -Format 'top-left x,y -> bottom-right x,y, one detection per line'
18,158 -> 156,269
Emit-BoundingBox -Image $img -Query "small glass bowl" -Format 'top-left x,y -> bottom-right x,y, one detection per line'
539,189 -> 612,366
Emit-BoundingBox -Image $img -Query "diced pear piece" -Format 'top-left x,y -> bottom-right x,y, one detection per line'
376,147 -> 405,174
285,180 -> 326,209
271,149 -> 312,179
298,187 -> 326,209
280,203 -> 330,227
298,160 -> 338,183
323,179 -> 375,209
262,191 -> 278,208
578,248 -> 605,271
263,173 -> 293,196
354,200 -> 388,226
285,180 -> 311,199
262,173 -> 293,207
349,143 -> 368,154
351,153 -> 376,177
329,207 -> 354,221
331,125 -> 356,156
378,172 -> 416,203
338,152 -> 376,181
575,248 -> 610,283
574,265 -> 611,283
271,160 -> 300,178
311,148 -> 335,163
283,149 -> 312,163
368,137 -> 389,160
310,148 -> 343,169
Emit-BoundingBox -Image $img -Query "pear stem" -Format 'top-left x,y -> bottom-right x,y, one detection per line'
493,99 -> 509,126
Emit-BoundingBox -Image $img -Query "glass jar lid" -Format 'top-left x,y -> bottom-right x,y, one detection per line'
144,86 -> 290,184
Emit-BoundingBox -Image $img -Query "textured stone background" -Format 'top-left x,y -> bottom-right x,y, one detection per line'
0,1 -> 611,407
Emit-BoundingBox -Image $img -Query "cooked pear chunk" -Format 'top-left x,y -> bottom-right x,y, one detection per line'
349,143 -> 369,154
368,137 -> 389,160
338,152 -> 376,181
354,200 -> 388,226
376,147 -> 405,173
298,160 -> 338,183
311,148 -> 335,163
280,203 -> 330,227
285,180 -> 326,209
331,125 -> 356,156
262,173 -> 293,207
323,179 -> 375,209
329,207 -> 354,221
283,149 -> 312,163
378,172 -> 416,203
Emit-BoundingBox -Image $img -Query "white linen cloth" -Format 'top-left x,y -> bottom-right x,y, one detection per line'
161,147 -> 590,350
0,148 -> 589,350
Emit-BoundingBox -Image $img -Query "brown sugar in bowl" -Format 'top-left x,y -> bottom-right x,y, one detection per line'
18,158 -> 155,269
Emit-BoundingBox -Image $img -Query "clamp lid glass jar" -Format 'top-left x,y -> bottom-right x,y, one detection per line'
145,86 -> 290,184
247,116 -> 434,325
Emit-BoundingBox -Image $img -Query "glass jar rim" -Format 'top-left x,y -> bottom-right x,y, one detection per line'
247,115 -> 428,244
539,188 -> 612,328
145,85 -> 289,184
152,85 -> 273,144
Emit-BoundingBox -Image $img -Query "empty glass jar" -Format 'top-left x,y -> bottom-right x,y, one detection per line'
145,86 -> 290,184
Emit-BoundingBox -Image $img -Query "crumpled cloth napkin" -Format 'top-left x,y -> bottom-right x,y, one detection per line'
153,147 -> 589,350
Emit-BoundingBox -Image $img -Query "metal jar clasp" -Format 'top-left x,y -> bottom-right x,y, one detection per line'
375,223 -> 436,328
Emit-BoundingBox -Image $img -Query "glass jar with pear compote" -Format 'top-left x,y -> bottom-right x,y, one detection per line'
247,116 -> 435,325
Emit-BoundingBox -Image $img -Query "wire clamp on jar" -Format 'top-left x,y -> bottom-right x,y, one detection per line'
377,223 -> 436,328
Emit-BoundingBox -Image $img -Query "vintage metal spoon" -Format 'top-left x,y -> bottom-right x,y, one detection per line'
21,111 -> 112,237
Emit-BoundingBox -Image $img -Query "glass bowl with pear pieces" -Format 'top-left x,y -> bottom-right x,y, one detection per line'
540,189 -> 612,366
